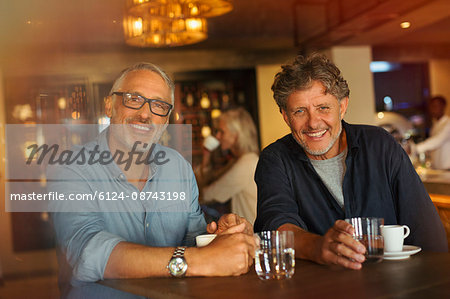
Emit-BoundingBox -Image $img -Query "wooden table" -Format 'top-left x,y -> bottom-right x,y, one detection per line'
99,251 -> 450,299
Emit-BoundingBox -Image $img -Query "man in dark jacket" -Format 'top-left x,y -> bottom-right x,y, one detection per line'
254,53 -> 448,270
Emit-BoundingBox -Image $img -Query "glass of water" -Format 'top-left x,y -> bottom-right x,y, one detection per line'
255,231 -> 295,280
346,217 -> 384,263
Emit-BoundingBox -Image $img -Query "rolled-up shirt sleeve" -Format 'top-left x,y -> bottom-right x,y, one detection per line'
49,166 -> 125,282
52,212 -> 125,282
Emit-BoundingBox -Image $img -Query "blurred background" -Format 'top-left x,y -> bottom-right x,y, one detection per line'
1,0 -> 449,297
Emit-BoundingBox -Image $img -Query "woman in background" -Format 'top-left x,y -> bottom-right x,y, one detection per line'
199,107 -> 259,225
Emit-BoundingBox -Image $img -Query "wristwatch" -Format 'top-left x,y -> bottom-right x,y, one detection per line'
167,246 -> 188,278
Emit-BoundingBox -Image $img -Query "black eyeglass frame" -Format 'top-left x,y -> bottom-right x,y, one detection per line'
112,91 -> 173,117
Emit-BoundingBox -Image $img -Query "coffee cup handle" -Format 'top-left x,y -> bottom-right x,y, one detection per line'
403,225 -> 410,239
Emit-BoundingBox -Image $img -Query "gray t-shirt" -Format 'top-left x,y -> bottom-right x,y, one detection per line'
310,148 -> 348,208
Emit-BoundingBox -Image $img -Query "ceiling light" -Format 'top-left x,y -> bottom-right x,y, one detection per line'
123,15 -> 208,47
400,21 -> 411,29
123,0 -> 233,47
128,0 -> 233,18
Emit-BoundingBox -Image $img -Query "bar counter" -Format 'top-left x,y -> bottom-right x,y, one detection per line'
418,168 -> 450,196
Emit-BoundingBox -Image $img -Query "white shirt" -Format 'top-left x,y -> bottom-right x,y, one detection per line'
203,152 -> 259,225
416,115 -> 450,170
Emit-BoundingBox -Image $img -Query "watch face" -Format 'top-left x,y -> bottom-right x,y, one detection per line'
168,257 -> 187,277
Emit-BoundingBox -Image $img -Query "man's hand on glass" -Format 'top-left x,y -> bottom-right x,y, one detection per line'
313,220 -> 366,270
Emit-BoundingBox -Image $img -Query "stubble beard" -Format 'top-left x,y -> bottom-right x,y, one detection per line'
294,118 -> 343,157
110,115 -> 168,154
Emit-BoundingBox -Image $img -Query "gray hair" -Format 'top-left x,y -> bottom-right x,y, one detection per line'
109,62 -> 175,104
271,53 -> 349,111
220,107 -> 259,156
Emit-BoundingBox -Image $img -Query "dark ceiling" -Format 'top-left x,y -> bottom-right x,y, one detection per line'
0,0 -> 449,60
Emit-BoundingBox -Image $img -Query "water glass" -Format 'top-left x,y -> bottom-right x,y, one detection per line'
255,231 -> 295,280
346,217 -> 384,263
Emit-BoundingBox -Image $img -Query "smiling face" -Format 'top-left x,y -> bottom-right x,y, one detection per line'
282,81 -> 348,160
105,70 -> 172,153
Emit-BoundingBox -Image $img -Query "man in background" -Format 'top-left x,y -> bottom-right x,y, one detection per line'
415,96 -> 450,170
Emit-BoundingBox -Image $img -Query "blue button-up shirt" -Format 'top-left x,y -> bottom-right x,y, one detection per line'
49,129 -> 206,285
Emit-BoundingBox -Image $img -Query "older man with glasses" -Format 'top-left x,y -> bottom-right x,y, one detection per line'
50,63 -> 256,297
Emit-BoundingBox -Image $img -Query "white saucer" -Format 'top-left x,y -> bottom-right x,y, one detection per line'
383,245 -> 422,260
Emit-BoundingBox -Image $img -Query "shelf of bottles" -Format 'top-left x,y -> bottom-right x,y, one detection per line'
171,69 -> 258,167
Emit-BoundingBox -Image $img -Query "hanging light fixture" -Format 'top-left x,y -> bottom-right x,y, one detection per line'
123,14 -> 208,47
123,0 -> 233,47
137,0 -> 233,18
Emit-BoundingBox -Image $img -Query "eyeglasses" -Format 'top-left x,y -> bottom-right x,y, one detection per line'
112,92 -> 173,117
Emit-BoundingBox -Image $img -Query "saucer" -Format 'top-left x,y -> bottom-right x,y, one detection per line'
383,245 -> 421,260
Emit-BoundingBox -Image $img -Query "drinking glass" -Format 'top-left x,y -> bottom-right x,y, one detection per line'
346,217 -> 384,263
255,231 -> 295,280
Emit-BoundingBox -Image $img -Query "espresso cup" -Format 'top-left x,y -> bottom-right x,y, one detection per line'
381,225 -> 410,252
196,234 -> 217,247
203,135 -> 220,151
346,217 -> 384,263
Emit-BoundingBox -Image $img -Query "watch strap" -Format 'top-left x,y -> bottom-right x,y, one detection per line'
172,246 -> 186,258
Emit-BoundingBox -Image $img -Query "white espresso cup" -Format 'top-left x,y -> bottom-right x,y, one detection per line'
196,234 -> 217,247
381,225 -> 410,252
203,135 -> 220,152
